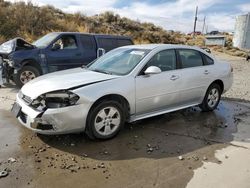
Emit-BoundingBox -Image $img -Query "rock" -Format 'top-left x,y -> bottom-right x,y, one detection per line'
28,145 -> 33,148
0,170 -> 8,178
39,148 -> 46,152
70,143 -> 75,147
35,159 -> 41,163
203,156 -> 208,161
147,144 -> 151,148
147,147 -> 153,153
225,155 -> 229,159
82,153 -> 88,157
192,156 -> 199,161
178,156 -> 184,160
8,157 -> 16,163
165,133 -> 169,136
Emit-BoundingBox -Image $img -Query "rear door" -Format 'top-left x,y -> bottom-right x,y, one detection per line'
176,49 -> 213,105
135,49 -> 182,115
79,34 -> 97,65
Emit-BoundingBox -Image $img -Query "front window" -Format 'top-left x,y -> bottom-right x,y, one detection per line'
32,33 -> 59,48
52,35 -> 78,50
88,48 -> 150,75
147,50 -> 177,72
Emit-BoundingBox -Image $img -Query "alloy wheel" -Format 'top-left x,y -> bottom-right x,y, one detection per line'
94,106 -> 121,136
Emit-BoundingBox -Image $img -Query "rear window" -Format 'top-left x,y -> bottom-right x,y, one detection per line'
80,35 -> 96,50
178,49 -> 204,68
97,38 -> 132,52
117,39 -> 132,47
98,38 -> 116,52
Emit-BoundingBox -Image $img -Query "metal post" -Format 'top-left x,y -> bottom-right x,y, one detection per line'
193,6 -> 198,38
202,16 -> 206,34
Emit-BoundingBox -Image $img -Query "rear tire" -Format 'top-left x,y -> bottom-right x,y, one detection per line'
14,66 -> 40,88
85,100 -> 125,140
199,83 -> 222,112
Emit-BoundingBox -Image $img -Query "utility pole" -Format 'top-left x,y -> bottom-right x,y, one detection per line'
193,6 -> 198,38
202,16 -> 206,34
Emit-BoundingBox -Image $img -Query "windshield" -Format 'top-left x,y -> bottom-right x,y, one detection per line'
88,48 -> 150,75
32,33 -> 59,48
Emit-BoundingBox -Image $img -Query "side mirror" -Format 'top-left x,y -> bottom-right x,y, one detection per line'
52,43 -> 61,51
144,66 -> 162,75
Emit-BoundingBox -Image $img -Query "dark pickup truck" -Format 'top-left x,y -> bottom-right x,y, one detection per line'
0,32 -> 133,87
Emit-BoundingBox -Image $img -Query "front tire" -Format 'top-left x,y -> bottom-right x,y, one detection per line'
199,83 -> 222,112
86,100 -> 125,140
14,66 -> 40,88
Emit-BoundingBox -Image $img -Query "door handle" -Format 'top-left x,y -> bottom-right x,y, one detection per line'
204,70 -> 209,75
170,75 -> 179,81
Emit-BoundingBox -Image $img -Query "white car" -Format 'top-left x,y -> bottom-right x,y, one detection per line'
12,44 -> 233,140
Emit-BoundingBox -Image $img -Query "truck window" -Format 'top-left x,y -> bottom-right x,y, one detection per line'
117,39 -> 132,47
97,38 -> 116,52
52,35 -> 77,50
80,35 -> 96,50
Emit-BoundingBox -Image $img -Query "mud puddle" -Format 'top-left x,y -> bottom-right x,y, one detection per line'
0,100 -> 249,188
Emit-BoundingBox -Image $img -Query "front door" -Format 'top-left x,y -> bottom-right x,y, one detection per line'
46,34 -> 83,72
135,49 -> 182,115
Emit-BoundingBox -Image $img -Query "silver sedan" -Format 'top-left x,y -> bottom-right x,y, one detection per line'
12,44 -> 233,140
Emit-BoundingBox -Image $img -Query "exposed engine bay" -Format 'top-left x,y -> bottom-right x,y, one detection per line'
0,38 -> 35,85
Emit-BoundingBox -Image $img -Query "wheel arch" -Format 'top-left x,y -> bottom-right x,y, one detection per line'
209,79 -> 224,93
21,59 -> 42,74
88,94 -> 131,122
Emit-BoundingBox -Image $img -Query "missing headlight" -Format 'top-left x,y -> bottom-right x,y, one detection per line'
31,91 -> 80,109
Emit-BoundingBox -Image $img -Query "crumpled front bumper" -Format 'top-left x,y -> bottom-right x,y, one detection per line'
0,57 -> 6,85
15,94 -> 89,135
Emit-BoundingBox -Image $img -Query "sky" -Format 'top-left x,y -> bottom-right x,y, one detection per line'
6,0 -> 250,33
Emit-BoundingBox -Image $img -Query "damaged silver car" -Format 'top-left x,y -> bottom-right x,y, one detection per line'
12,44 -> 233,140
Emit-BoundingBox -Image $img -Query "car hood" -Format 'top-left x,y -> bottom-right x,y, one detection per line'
0,38 -> 35,56
21,68 -> 120,99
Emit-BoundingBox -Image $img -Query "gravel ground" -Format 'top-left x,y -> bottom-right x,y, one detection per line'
213,51 -> 250,102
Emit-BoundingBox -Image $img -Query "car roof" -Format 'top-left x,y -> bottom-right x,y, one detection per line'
51,32 -> 131,39
119,44 -> 204,51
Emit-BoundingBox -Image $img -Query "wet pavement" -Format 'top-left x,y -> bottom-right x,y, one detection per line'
1,86 -> 250,188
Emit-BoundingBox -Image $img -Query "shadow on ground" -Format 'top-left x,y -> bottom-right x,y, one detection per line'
36,101 -> 249,161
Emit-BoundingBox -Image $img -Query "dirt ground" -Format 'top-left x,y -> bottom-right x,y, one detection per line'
0,52 -> 250,188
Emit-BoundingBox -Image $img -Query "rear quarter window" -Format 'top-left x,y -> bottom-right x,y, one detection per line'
204,54 -> 214,65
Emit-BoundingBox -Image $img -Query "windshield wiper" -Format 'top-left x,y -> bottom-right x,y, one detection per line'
92,69 -> 112,75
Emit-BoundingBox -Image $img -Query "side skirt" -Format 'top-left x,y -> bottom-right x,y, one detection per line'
129,103 -> 200,123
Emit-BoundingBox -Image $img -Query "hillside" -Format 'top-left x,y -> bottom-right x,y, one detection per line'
0,0 -> 185,44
